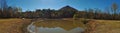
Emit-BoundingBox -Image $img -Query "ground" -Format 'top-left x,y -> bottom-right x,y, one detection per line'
0,18 -> 120,33
94,20 -> 120,33
0,18 -> 31,33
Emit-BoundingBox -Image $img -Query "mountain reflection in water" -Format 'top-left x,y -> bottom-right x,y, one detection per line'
28,19 -> 85,33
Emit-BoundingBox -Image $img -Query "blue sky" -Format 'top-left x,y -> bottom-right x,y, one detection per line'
6,0 -> 120,11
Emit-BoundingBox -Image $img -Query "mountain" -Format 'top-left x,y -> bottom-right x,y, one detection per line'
58,5 -> 78,18
59,5 -> 78,12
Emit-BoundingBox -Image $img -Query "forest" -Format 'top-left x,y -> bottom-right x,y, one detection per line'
0,3 -> 120,20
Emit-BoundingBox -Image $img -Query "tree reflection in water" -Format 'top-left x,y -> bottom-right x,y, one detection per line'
31,19 -> 85,33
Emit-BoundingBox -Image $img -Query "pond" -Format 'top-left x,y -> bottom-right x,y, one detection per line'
27,19 -> 85,33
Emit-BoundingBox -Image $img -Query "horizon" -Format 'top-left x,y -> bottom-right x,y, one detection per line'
6,0 -> 120,11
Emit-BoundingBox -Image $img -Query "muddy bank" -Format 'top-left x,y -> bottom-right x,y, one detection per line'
27,19 -> 86,33
83,20 -> 98,33
21,19 -> 32,33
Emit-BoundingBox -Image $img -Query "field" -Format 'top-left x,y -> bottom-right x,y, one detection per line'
0,18 -> 31,33
84,19 -> 120,33
93,20 -> 120,33
0,18 -> 120,33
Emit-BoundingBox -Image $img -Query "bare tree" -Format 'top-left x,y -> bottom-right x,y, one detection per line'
111,3 -> 118,14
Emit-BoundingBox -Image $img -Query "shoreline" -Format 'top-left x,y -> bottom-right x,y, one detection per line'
25,19 -> 39,33
27,21 -> 36,33
22,19 -> 32,33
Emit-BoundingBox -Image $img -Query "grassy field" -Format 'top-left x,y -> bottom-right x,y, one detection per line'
93,20 -> 120,33
0,18 -> 120,33
0,18 -> 31,33
84,19 -> 120,33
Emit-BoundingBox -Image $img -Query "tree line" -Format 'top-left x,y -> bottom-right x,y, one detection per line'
0,3 -> 120,20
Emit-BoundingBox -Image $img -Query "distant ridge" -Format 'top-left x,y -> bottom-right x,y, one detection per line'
59,5 -> 78,12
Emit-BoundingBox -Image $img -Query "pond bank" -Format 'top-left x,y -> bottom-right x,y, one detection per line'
83,20 -> 98,33
27,19 -> 86,33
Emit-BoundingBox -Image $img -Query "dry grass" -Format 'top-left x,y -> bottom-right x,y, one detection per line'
0,18 -> 31,33
94,20 -> 120,33
1,18 -> 119,33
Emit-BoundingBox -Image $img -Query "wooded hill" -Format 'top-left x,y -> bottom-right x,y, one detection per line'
0,3 -> 120,20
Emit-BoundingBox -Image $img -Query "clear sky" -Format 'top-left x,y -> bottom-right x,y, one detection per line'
6,0 -> 120,11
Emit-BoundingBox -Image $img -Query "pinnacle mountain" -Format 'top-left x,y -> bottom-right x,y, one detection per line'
59,5 -> 78,12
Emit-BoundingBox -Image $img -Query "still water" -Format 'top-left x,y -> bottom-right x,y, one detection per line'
27,19 -> 85,33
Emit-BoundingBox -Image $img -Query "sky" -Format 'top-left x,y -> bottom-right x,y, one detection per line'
6,0 -> 120,11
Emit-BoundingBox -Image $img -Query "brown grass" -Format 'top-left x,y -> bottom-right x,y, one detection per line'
94,20 -> 120,33
0,18 -> 31,33
1,18 -> 119,33
82,19 -> 120,33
